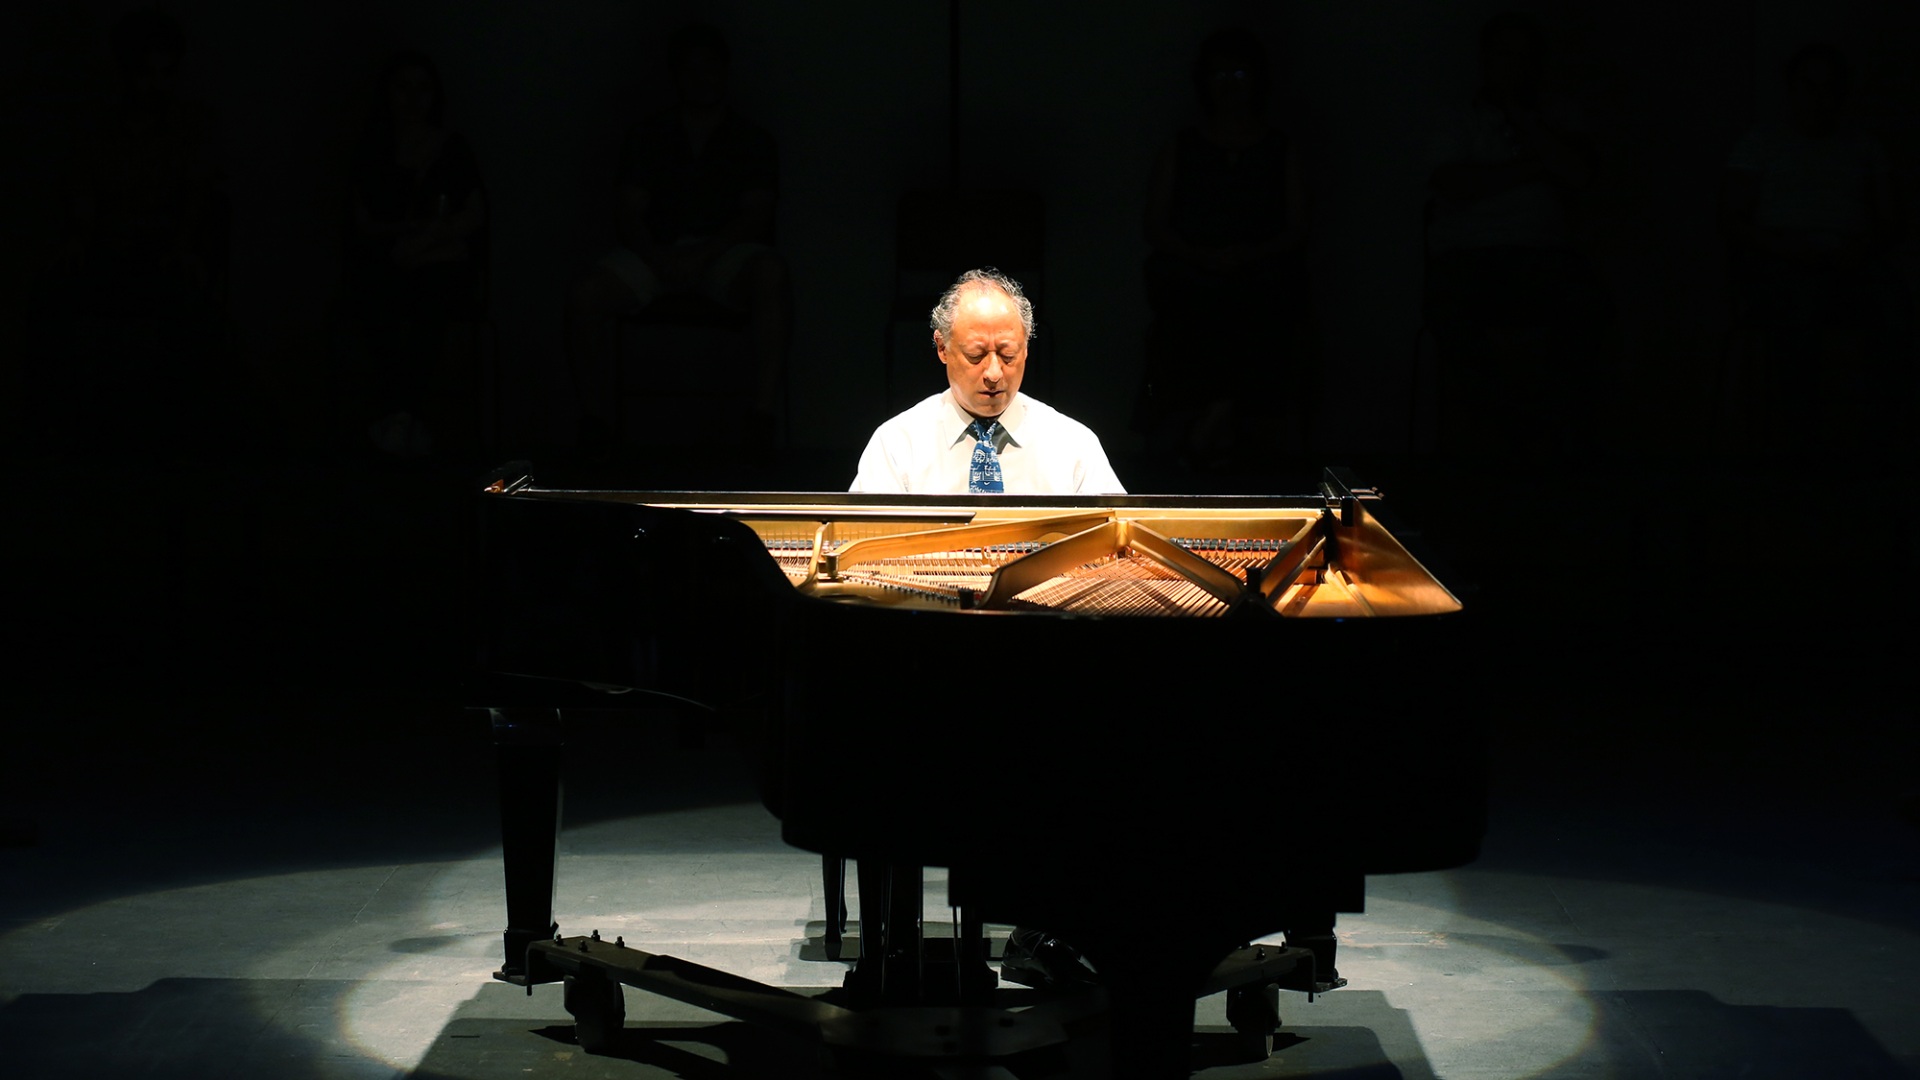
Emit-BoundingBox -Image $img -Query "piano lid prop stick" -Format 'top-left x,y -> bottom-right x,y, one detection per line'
980,520 -> 1124,608
1122,523 -> 1249,610
1257,518 -> 1326,604
1325,567 -> 1379,618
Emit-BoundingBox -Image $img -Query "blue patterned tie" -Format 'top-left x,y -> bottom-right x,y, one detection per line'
968,420 -> 1004,493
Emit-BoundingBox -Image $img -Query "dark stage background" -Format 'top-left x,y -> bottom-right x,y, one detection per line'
2,0 -> 1913,880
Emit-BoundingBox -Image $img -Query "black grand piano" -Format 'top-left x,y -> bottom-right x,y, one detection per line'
475,467 -> 1484,1078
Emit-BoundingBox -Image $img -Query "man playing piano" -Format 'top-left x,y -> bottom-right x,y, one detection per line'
851,268 -> 1126,495
848,267 -> 1120,987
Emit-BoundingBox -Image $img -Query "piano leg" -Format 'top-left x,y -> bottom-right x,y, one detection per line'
844,860 -> 923,1003
562,968 -> 626,1054
1102,960 -> 1212,1080
490,706 -> 564,981
842,861 -> 998,1007
1224,979 -> 1283,1061
1285,921 -> 1345,991
822,854 -> 848,959
957,903 -> 992,1000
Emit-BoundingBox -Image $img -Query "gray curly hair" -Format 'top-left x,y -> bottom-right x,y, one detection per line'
929,267 -> 1037,344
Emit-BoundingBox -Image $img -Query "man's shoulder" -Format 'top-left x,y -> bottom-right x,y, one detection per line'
1010,395 -> 1123,493
852,393 -> 956,493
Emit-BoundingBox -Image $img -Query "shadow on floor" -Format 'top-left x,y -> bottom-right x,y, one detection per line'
415,982 -> 1430,1079
2,975 -> 1910,1078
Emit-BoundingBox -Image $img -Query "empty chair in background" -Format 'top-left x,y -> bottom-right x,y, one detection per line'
335,49 -> 490,459
1720,42 -> 1910,459
1424,11 -> 1610,463
1138,26 -> 1314,476
564,22 -> 790,455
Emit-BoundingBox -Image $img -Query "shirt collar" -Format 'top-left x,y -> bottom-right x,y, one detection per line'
942,390 -> 1026,448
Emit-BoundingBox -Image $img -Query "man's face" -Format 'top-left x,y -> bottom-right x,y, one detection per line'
938,285 -> 1027,420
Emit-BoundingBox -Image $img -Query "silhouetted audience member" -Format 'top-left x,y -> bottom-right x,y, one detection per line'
1425,11 -> 1608,461
565,22 -> 790,452
1138,27 -> 1312,470
34,6 -> 229,453
336,49 -> 488,459
1720,43 -> 1909,458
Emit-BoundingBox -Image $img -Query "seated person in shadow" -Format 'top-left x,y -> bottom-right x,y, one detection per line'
566,22 -> 790,450
1720,43 -> 1908,457
337,49 -> 488,458
1425,11 -> 1608,462
1139,27 -> 1311,472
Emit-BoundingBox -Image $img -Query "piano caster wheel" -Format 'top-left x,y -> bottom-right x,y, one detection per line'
563,971 -> 626,1054
1225,981 -> 1281,1063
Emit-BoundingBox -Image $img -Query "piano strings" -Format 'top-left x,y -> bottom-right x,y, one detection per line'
657,500 -> 1451,619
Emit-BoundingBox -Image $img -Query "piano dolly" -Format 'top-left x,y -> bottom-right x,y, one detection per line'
507,929 -> 1331,1069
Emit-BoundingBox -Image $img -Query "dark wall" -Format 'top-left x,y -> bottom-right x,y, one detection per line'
4,0 -> 1914,463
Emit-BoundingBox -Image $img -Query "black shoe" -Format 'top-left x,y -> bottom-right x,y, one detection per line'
1000,927 -> 1100,990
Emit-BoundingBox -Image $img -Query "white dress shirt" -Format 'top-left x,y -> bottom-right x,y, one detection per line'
851,391 -> 1126,495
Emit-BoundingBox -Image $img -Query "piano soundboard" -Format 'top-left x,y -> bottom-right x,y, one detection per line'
490,474 -> 1462,621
